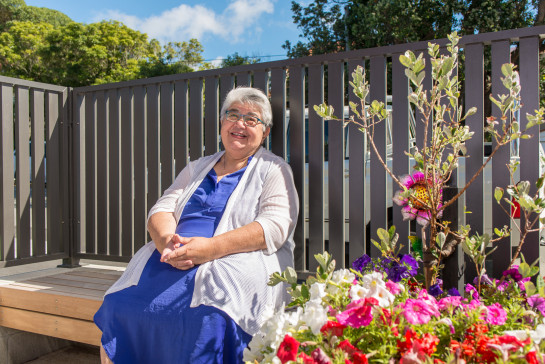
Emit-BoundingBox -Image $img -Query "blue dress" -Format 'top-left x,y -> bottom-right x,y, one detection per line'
94,163 -> 252,364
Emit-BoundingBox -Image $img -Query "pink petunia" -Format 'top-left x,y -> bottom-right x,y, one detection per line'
483,303 -> 507,325
386,280 -> 403,295
461,299 -> 482,312
437,296 -> 462,311
336,297 -> 378,328
402,298 -> 440,325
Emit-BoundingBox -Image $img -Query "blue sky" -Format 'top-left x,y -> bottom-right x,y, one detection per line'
24,0 -> 302,65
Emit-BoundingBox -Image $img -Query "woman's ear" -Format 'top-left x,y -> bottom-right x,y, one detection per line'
262,127 -> 271,143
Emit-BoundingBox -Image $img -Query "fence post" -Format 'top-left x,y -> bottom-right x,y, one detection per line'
59,87 -> 80,268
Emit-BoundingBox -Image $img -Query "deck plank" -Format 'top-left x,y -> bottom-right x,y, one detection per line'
0,264 -> 124,346
0,306 -> 102,346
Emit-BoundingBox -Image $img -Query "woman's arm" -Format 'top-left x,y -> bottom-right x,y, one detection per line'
161,221 -> 266,269
147,211 -> 178,254
162,159 -> 298,269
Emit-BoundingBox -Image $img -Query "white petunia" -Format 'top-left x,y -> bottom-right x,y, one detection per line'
330,269 -> 356,284
367,284 -> 395,307
349,284 -> 369,301
309,282 -> 327,303
361,271 -> 387,292
302,300 -> 328,334
530,323 -> 545,344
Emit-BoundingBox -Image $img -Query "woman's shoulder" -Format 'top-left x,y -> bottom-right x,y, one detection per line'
256,148 -> 289,167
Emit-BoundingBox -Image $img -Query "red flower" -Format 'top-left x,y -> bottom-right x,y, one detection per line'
277,334 -> 300,363
338,340 -> 367,363
320,320 -> 347,337
299,352 -> 318,364
338,340 -> 359,356
352,352 -> 368,364
526,351 -> 540,364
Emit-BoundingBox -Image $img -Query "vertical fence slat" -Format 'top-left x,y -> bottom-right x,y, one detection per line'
220,75 -> 235,107
392,53 -> 411,248
519,36 -> 540,263
204,77 -> 219,156
160,83 -> 174,191
464,43 -> 485,282
490,40 -> 511,277
108,89 -> 121,256
288,65 -> 306,271
146,85 -> 160,212
84,92 -> 96,253
308,63 -> 324,271
270,68 -> 287,158
0,85 -> 14,261
237,72 -> 252,87
174,80 -> 189,174
189,78 -> 204,161
348,59 -> 366,263
31,90 -> 46,256
46,91 -> 62,255
15,86 -> 31,258
327,61 -> 346,267
96,91 -> 108,255
121,88 -> 133,256
133,86 -> 147,250
253,70 -> 268,96
369,56 -> 387,258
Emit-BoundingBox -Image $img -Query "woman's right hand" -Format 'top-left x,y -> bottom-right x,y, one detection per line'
160,234 -> 194,270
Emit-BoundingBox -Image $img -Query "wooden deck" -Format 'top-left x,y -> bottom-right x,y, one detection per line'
0,264 -> 124,346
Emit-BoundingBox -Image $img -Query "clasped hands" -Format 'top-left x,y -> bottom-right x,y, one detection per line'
160,235 -> 218,270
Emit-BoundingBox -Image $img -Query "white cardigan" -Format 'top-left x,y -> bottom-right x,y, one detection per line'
104,147 -> 299,335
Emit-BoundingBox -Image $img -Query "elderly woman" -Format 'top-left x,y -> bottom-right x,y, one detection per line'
94,87 -> 298,363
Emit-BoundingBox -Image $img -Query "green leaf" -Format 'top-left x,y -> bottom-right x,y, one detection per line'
494,187 -> 504,204
436,232 -> 446,249
525,281 -> 537,296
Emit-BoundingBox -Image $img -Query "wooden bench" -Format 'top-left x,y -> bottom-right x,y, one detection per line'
0,264 -> 124,346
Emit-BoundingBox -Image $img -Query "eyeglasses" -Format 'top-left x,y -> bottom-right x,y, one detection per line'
224,110 -> 264,128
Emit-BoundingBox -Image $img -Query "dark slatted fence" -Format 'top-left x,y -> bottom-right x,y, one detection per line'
1,27 -> 544,285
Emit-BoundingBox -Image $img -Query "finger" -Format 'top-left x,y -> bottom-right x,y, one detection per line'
169,260 -> 194,270
160,248 -> 174,262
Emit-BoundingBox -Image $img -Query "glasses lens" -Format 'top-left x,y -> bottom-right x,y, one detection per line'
243,115 -> 258,127
226,111 -> 240,122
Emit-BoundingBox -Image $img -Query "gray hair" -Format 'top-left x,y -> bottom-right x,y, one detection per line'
220,87 -> 272,130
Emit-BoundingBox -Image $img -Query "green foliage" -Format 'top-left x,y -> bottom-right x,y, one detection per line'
0,0 -> 72,31
221,52 -> 261,68
284,0 -> 536,58
0,14 -> 208,86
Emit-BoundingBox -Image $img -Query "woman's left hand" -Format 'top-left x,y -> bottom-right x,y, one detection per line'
160,235 -> 219,270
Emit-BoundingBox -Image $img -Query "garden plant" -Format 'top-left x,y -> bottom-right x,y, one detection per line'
243,33 -> 545,363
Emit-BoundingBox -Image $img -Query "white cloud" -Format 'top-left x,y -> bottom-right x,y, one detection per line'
92,0 -> 274,44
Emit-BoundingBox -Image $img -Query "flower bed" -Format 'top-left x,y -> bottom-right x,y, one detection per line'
243,250 -> 545,363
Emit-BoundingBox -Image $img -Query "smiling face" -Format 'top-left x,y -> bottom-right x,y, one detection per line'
221,102 -> 270,159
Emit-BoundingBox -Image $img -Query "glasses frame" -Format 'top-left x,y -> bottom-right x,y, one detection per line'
224,110 -> 265,128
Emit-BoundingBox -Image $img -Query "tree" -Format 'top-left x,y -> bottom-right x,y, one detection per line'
139,39 -> 206,78
284,0 -> 539,58
0,0 -> 71,31
221,52 -> 261,68
0,20 -> 52,79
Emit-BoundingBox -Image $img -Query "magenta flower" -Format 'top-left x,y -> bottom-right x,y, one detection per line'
393,171 -> 443,226
461,299 -> 482,312
503,265 -> 523,281
336,297 -> 378,328
528,295 -> 545,316
386,280 -> 403,295
402,298 -> 440,325
437,296 -> 462,311
483,303 -> 507,325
